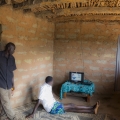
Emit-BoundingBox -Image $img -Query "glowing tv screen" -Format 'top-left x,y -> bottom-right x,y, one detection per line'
69,72 -> 84,82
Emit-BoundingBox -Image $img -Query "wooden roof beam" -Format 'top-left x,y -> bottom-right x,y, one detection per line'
55,7 -> 120,16
50,15 -> 120,22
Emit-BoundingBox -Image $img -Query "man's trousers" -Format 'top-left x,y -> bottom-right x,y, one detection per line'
0,87 -> 17,120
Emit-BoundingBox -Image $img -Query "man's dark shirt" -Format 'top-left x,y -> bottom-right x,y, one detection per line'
0,51 -> 16,89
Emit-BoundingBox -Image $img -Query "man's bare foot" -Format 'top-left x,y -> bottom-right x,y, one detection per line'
25,114 -> 34,119
93,102 -> 97,109
98,101 -> 100,107
94,101 -> 100,114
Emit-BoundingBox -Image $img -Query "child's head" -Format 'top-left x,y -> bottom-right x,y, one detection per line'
45,76 -> 53,86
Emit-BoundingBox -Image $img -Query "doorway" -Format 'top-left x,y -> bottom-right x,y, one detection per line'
115,35 -> 120,91
0,24 -> 2,50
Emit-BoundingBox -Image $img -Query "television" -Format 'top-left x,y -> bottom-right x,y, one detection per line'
69,72 -> 84,83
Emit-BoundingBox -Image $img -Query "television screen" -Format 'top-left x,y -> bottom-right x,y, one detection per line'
69,72 -> 84,82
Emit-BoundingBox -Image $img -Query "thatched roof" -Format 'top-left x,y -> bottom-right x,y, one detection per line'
1,0 -> 120,22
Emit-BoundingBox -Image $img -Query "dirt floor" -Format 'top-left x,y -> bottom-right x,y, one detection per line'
55,92 -> 120,120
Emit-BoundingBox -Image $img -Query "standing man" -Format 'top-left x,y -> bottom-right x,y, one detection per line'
0,42 -> 18,120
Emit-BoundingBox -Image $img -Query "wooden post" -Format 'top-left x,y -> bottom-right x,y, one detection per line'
87,95 -> 90,102
63,92 -> 67,98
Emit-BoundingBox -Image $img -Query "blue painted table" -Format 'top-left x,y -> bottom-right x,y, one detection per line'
60,80 -> 95,102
